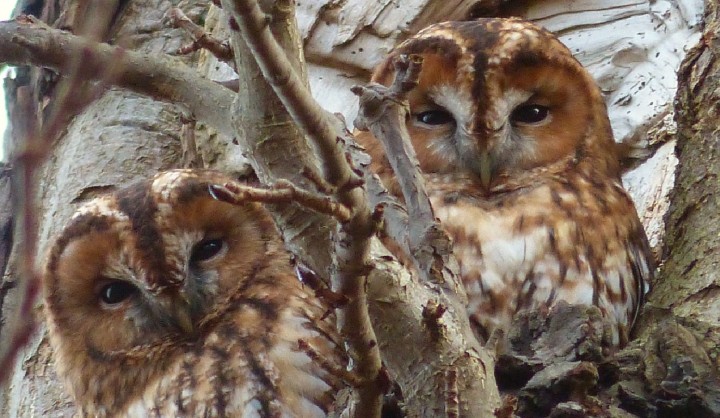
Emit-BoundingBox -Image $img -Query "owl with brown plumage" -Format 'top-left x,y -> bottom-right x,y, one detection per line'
43,170 -> 345,417
357,18 -> 652,347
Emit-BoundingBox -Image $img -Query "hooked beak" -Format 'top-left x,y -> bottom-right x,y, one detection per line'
478,151 -> 493,190
170,292 -> 194,335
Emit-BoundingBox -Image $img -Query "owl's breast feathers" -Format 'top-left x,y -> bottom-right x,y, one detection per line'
125,268 -> 345,417
427,167 -> 652,346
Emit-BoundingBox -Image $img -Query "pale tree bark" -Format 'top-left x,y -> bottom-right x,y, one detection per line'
0,0 -> 716,417
614,2 -> 720,415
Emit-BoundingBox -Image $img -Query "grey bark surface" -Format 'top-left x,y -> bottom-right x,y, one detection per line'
657,1 -> 720,336
624,6 -> 720,411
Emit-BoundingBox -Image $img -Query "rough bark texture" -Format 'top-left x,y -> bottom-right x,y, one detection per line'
658,0 -> 720,341
620,4 -> 720,414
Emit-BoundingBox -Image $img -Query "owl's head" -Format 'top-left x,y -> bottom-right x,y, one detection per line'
43,170 -> 284,405
362,18 -> 617,190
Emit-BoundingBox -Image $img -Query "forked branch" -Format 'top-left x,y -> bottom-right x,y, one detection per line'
222,0 -> 383,415
209,181 -> 352,223
0,16 -> 236,137
168,7 -> 234,62
353,55 -> 457,287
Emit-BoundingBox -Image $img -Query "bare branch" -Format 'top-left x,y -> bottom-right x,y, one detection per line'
0,7 -> 127,383
352,53 -> 502,415
353,55 -> 456,286
298,339 -> 364,388
0,16 -> 235,138
209,181 -> 352,223
0,87 -> 40,385
294,263 -> 349,311
0,91 -> 43,384
301,166 -> 336,195
225,0 -> 359,190
167,8 -> 234,62
222,1 -> 383,415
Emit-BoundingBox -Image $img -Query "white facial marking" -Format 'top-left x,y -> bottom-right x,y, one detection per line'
151,170 -> 195,201
74,196 -> 128,221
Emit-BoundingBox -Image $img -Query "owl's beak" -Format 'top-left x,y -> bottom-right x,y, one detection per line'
171,293 -> 195,335
479,151 -> 493,189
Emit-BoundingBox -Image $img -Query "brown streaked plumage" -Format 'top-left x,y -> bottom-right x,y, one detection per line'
43,170 -> 345,417
357,18 -> 652,347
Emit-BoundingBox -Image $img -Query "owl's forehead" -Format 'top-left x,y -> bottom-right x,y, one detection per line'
395,18 -> 570,81
57,170 -> 231,292
73,195 -> 127,221
150,169 -> 206,202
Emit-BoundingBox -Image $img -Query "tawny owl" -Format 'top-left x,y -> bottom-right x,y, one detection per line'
43,170 -> 345,417
356,18 -> 653,347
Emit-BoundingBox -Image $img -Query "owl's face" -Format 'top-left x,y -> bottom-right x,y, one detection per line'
366,18 -> 617,190
45,170 -> 346,415
44,170 -> 280,372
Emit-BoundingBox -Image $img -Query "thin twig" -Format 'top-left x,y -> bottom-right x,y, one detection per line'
42,44 -> 126,145
0,87 -> 40,385
0,9 -> 122,383
352,53 -> 502,417
208,181 -> 352,223
302,166 -> 336,194
167,7 -> 234,62
294,263 -> 349,310
298,339 -> 364,387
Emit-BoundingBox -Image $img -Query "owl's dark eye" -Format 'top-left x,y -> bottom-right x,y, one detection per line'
100,281 -> 137,305
510,104 -> 549,125
416,109 -> 454,125
190,239 -> 224,264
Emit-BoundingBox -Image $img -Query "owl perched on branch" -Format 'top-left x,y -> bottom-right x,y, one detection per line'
357,18 -> 652,347
43,170 -> 345,417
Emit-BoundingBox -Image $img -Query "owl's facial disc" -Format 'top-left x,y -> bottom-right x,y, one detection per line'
412,83 -> 553,189
150,235 -> 229,335
88,232 -> 229,339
